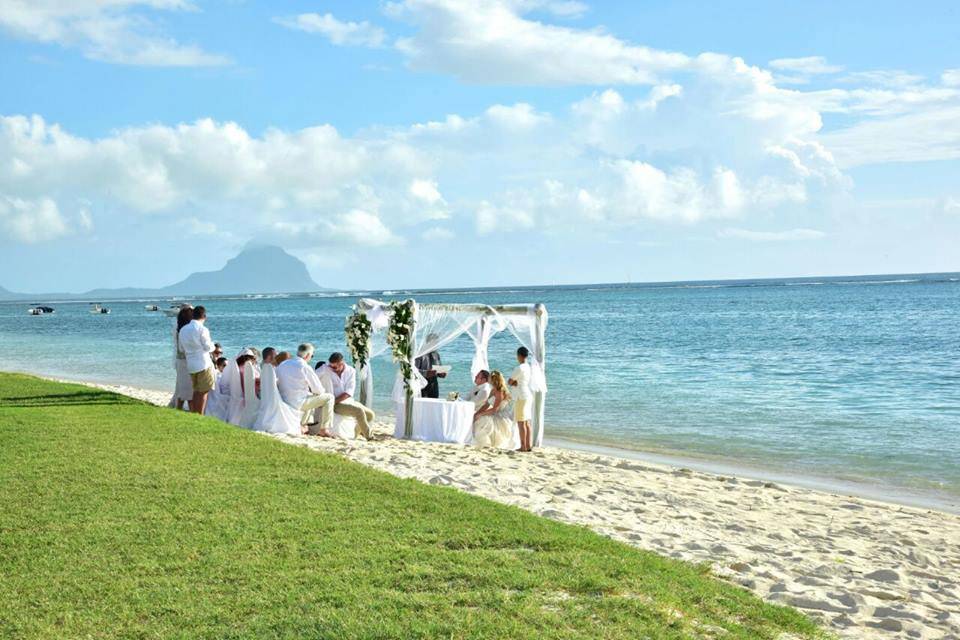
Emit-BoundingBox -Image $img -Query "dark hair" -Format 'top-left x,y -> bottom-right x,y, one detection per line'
275,351 -> 291,365
477,369 -> 490,381
262,347 -> 277,360
215,357 -> 228,367
315,361 -> 326,370
328,352 -> 344,364
213,342 -> 222,350
236,354 -> 255,367
193,305 -> 207,320
176,306 -> 193,332
517,346 -> 529,359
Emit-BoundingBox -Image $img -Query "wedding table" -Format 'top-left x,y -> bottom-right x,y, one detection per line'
394,398 -> 475,444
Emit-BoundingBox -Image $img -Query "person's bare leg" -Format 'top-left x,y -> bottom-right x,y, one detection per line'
191,391 -> 207,414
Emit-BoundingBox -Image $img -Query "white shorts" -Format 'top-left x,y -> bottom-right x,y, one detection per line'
513,399 -> 532,422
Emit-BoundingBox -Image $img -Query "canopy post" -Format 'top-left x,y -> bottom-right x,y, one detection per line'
403,301 -> 417,439
532,303 -> 547,448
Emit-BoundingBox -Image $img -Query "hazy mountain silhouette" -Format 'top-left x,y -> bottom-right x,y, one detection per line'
0,245 -> 326,300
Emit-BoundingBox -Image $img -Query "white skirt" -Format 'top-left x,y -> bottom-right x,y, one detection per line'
473,413 -> 514,449
174,358 -> 192,403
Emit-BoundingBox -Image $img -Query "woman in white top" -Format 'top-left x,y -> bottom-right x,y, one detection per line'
473,371 -> 513,449
508,346 -> 533,452
169,306 -> 194,410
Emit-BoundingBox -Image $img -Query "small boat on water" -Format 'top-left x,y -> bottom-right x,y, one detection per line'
27,305 -> 55,315
89,303 -> 111,315
145,305 -> 160,311
162,303 -> 188,317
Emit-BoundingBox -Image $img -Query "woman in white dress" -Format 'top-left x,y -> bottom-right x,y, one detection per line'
169,306 -> 193,410
473,370 -> 514,449
509,346 -> 534,452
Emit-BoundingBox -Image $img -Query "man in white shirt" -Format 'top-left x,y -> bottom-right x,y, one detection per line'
177,305 -> 216,414
276,343 -> 334,435
508,346 -> 534,452
467,370 -> 492,410
319,352 -> 375,439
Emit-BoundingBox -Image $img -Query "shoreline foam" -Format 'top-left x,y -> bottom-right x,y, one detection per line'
36,377 -> 960,638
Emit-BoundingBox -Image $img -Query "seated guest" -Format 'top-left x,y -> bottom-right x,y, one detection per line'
276,343 -> 335,435
236,352 -> 259,399
467,370 -> 492,410
262,347 -> 277,366
274,351 -> 291,365
314,361 -> 325,371
211,342 -> 223,365
473,371 -> 514,449
319,352 -> 375,439
204,357 -> 229,419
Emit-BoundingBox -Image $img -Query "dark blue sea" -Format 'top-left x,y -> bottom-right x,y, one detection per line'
3,272 -> 958,506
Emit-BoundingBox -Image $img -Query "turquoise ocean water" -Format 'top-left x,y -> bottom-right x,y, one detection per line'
2,273 -> 958,507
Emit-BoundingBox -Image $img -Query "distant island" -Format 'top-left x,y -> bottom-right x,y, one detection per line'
0,244 -> 328,301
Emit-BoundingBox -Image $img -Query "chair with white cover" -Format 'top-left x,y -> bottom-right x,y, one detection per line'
222,360 -> 244,425
254,364 -> 301,435
238,363 -> 260,429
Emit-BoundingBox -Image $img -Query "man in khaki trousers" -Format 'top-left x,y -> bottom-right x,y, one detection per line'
318,352 -> 375,439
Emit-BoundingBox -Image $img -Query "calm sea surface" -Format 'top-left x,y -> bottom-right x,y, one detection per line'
2,274 -> 958,505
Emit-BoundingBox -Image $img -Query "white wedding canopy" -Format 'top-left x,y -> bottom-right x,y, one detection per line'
351,299 -> 549,447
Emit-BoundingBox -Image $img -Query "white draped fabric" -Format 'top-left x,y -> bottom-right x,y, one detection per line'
204,370 -> 226,419
222,360 -> 244,426
395,398 -> 474,444
355,299 -> 548,447
238,364 -> 260,429
254,364 -> 301,435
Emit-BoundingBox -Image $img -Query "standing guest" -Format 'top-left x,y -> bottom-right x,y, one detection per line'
276,343 -> 334,435
178,305 -> 216,414
508,346 -> 534,452
274,351 -> 291,366
262,347 -> 277,366
320,352 -> 375,439
415,333 -> 446,398
169,305 -> 194,411
467,370 -> 492,410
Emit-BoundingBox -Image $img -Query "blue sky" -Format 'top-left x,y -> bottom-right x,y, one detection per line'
0,0 -> 958,291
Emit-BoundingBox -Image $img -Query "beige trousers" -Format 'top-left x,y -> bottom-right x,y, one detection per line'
300,393 -> 335,434
334,399 -> 376,439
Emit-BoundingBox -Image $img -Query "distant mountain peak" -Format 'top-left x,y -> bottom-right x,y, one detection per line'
160,245 -> 321,296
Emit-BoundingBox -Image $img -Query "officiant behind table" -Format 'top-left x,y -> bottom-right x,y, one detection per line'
415,333 -> 447,399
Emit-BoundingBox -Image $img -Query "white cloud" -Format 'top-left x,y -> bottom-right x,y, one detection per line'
841,69 -> 925,88
421,226 -> 454,241
0,0 -> 229,66
717,228 -> 825,242
769,56 -> 843,75
274,12 -> 386,47
819,105 -> 960,167
387,0 -> 689,85
273,210 -> 401,248
184,217 -> 217,235
0,196 -> 70,243
943,69 -> 960,87
409,178 -> 444,204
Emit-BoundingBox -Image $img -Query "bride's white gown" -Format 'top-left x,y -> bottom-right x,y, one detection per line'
254,364 -> 301,435
473,393 -> 515,449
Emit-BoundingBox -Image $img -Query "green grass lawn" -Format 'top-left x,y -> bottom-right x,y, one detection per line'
0,373 -> 826,639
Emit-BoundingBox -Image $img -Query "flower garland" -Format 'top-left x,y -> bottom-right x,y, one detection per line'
386,299 -> 416,390
344,308 -> 372,369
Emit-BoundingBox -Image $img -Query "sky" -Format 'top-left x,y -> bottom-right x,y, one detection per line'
0,0 -> 958,292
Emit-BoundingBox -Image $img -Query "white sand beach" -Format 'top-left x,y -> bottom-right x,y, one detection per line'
95,382 -> 960,639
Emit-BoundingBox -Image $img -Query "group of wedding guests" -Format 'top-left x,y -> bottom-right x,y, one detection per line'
171,305 -> 375,439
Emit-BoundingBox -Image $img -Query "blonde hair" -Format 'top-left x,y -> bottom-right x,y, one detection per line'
490,370 -> 511,399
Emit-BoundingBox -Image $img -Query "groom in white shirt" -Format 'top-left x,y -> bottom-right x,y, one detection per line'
468,370 -> 492,410
276,343 -> 335,435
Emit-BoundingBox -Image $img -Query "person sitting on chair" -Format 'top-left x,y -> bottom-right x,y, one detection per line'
467,370 -> 492,410
319,353 -> 376,439
276,343 -> 335,435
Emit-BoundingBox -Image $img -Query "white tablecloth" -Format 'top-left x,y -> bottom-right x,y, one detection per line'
394,398 -> 475,444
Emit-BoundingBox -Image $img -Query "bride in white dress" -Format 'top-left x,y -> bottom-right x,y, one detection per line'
472,371 -> 514,449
